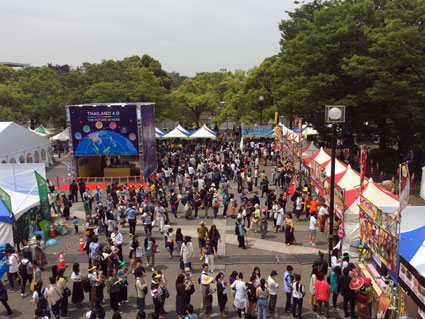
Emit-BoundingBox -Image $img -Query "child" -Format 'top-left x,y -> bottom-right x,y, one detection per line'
117,261 -> 129,303
185,304 -> 199,319
72,216 -> 79,233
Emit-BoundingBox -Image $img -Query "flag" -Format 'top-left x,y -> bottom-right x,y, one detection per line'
298,118 -> 302,141
360,145 -> 367,191
0,187 -> 11,213
34,171 -> 50,220
399,162 -> 410,213
274,112 -> 278,124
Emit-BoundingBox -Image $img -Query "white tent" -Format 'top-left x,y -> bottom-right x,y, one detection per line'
334,164 -> 367,191
189,125 -> 217,139
162,125 -> 192,139
302,141 -> 319,159
323,158 -> 348,177
155,127 -> 167,139
0,163 -> 46,245
50,128 -> 69,142
340,179 -> 399,254
312,147 -> 331,165
0,122 -> 52,167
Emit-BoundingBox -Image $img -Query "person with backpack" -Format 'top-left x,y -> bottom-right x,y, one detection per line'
19,251 -> 32,297
247,274 -> 258,318
291,274 -> 305,319
235,218 -> 246,249
283,265 -> 294,313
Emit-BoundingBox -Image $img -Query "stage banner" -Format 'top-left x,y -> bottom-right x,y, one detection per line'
35,171 -> 51,220
0,187 -> 12,213
68,105 -> 139,156
360,144 -> 367,191
399,162 -> 410,213
141,104 -> 157,177
241,125 -> 273,138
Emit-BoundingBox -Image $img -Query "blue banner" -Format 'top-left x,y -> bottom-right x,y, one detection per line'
242,125 -> 273,138
141,104 -> 157,177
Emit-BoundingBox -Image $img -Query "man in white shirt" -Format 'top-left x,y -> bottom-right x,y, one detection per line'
6,249 -> 19,292
110,227 -> 123,261
267,270 -> 279,316
309,212 -> 318,247
295,196 -> 303,222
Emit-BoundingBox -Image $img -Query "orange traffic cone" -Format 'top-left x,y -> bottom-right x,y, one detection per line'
78,235 -> 84,251
49,224 -> 55,237
58,251 -> 66,269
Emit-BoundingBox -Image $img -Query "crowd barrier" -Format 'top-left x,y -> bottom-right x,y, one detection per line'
56,175 -> 145,188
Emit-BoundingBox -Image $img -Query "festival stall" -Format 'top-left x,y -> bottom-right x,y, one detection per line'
50,128 -> 69,142
357,185 -> 400,318
398,206 -> 425,318
155,127 -> 167,139
0,122 -> 53,167
188,125 -> 217,140
163,124 -> 192,139
0,164 -> 49,246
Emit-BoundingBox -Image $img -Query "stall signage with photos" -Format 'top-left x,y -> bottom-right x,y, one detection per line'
310,160 -> 325,196
359,196 -> 397,274
377,292 -> 391,319
399,256 -> 425,311
324,179 -> 345,216
67,104 -> 139,156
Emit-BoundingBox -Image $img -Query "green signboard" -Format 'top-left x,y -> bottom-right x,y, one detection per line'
0,187 -> 12,213
34,171 -> 50,220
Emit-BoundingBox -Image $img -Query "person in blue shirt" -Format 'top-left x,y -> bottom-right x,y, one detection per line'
125,204 -> 138,235
283,265 -> 294,313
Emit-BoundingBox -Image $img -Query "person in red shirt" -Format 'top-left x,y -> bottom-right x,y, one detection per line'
315,273 -> 330,318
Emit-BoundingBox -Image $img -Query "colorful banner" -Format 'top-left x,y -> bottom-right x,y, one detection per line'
68,104 -> 139,155
274,112 -> 278,124
359,196 -> 397,274
241,125 -> 273,138
377,292 -> 391,319
398,286 -> 406,319
0,187 -> 12,213
360,144 -> 367,191
310,160 -> 325,196
399,162 -> 410,213
141,104 -> 157,177
324,179 -> 345,216
34,171 -> 51,220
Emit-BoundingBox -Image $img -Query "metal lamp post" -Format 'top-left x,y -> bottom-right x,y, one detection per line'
325,105 -> 346,264
259,95 -> 264,124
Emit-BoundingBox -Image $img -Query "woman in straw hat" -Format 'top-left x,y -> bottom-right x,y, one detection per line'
201,275 -> 215,319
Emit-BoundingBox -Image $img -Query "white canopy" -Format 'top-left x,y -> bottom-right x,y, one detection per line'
302,141 -> 320,159
334,164 -> 367,191
189,125 -> 217,140
323,158 -> 347,177
0,122 -> 52,167
163,125 -> 192,139
50,128 -> 69,142
311,147 -> 331,165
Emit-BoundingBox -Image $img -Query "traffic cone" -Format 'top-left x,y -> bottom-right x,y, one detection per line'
376,163 -> 380,171
78,235 -> 84,251
49,224 -> 55,237
411,173 -> 415,184
58,251 -> 66,269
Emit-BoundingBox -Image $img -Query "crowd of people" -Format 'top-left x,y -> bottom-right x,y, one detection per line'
0,139 -> 370,319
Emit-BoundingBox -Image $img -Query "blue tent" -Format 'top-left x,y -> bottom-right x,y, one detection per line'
0,200 -> 12,224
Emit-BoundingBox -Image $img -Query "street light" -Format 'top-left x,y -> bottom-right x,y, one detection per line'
325,105 -> 346,265
259,95 -> 264,124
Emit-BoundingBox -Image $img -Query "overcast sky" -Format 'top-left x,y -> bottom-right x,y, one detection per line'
1,0 -> 298,76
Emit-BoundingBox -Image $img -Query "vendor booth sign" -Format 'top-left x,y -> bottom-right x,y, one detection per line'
242,125 -> 273,138
311,160 -> 325,196
399,256 -> 425,312
359,196 -> 397,274
324,180 -> 345,217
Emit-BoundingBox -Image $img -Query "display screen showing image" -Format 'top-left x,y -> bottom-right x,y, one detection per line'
141,104 -> 157,177
68,105 -> 139,156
